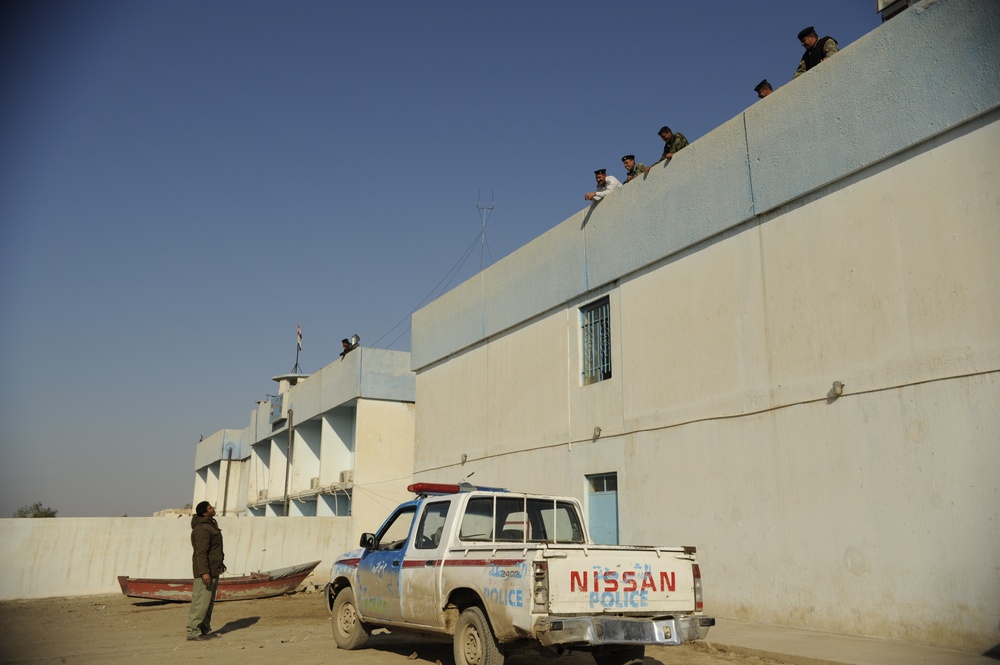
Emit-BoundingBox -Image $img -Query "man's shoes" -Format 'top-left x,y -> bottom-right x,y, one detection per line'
186,634 -> 212,641
201,632 -> 222,639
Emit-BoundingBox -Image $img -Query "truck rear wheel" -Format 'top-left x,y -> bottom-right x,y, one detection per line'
454,606 -> 503,665
593,645 -> 645,665
331,587 -> 371,650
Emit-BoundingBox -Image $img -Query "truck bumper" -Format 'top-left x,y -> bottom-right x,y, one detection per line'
535,614 -> 715,648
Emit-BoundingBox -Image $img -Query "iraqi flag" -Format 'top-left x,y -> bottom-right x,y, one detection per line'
297,324 -> 302,351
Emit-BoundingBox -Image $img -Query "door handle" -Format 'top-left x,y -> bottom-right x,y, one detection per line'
392,560 -> 400,567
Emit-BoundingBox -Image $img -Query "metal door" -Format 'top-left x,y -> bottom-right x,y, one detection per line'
587,473 -> 619,545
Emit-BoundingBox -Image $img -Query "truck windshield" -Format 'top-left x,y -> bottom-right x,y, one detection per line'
459,496 -> 584,544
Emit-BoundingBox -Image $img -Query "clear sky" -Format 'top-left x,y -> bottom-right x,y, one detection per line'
0,1 -> 881,517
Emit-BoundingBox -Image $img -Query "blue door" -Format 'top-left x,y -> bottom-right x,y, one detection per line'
587,473 -> 619,545
356,506 -> 415,622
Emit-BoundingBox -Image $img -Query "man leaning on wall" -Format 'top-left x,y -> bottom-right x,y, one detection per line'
584,168 -> 623,202
645,125 -> 689,174
794,26 -> 838,78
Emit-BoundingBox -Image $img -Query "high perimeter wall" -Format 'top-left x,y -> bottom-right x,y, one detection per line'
0,516 -> 351,600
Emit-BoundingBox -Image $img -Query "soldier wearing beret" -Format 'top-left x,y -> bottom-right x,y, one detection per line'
754,79 -> 774,99
794,26 -> 838,78
621,155 -> 646,183
584,169 -> 623,202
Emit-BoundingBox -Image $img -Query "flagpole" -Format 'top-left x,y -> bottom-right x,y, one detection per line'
293,324 -> 303,373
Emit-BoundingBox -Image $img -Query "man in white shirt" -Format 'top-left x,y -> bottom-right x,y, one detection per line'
584,169 -> 623,202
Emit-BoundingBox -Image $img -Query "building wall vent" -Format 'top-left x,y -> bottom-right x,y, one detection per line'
310,476 -> 320,490
258,489 -> 268,501
339,470 -> 354,484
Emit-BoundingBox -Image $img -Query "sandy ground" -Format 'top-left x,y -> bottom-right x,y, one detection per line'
0,591 -> 790,665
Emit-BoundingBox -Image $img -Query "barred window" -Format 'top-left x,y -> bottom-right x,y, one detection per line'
581,296 -> 611,385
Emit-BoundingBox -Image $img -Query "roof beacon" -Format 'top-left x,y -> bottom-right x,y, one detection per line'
407,482 -> 509,496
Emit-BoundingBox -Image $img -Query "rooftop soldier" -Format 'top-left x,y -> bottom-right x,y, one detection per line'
621,155 -> 646,183
584,169 -> 623,202
645,126 -> 689,174
794,26 -> 838,78
754,79 -> 774,98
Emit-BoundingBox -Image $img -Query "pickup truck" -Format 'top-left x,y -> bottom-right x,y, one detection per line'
325,482 -> 714,665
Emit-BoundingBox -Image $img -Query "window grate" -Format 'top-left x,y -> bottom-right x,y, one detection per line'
581,297 -> 611,384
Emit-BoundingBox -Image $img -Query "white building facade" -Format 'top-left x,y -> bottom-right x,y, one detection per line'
410,1 -> 1000,653
193,347 -> 415,546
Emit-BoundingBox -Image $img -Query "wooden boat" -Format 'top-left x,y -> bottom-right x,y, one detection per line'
117,560 -> 321,602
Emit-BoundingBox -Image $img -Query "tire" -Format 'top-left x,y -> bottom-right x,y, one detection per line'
331,587 -> 371,650
453,606 -> 504,665
593,645 -> 645,665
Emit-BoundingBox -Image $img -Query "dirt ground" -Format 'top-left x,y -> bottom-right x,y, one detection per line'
0,591 -> 790,665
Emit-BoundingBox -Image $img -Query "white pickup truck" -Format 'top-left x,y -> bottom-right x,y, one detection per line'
325,483 -> 714,665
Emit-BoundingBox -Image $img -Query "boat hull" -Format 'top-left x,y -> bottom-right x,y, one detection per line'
117,560 -> 321,602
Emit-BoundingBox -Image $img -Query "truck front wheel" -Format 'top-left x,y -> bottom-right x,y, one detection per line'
331,587 -> 371,650
454,606 -> 504,665
593,645 -> 645,665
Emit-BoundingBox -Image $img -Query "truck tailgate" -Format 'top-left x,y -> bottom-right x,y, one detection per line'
545,549 -> 696,615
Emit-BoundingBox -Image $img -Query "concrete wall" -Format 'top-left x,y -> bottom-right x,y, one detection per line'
350,399 -> 416,545
283,348 -> 416,423
409,0 -> 1000,653
0,516 -> 352,600
194,429 -> 248,516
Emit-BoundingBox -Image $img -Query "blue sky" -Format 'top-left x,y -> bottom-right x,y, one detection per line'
0,1 -> 881,517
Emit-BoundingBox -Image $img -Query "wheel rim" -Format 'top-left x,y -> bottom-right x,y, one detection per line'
337,602 -> 356,636
459,623 -> 483,664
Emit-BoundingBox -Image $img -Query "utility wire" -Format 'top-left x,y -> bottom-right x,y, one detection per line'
372,223 -> 491,349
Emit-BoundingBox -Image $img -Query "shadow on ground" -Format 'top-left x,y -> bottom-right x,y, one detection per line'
355,632 -> 670,665
219,616 -> 260,634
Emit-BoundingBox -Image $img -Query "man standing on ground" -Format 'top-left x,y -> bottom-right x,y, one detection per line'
621,155 -> 646,183
645,126 -> 689,173
187,501 -> 225,641
584,169 -> 623,202
794,26 -> 838,78
754,79 -> 774,98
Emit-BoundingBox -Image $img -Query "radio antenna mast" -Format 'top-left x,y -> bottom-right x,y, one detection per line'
476,189 -> 495,272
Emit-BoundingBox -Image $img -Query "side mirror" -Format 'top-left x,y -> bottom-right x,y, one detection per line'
360,533 -> 376,550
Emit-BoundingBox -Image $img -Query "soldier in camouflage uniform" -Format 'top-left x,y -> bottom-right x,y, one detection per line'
621,155 -> 646,183
645,126 -> 689,173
